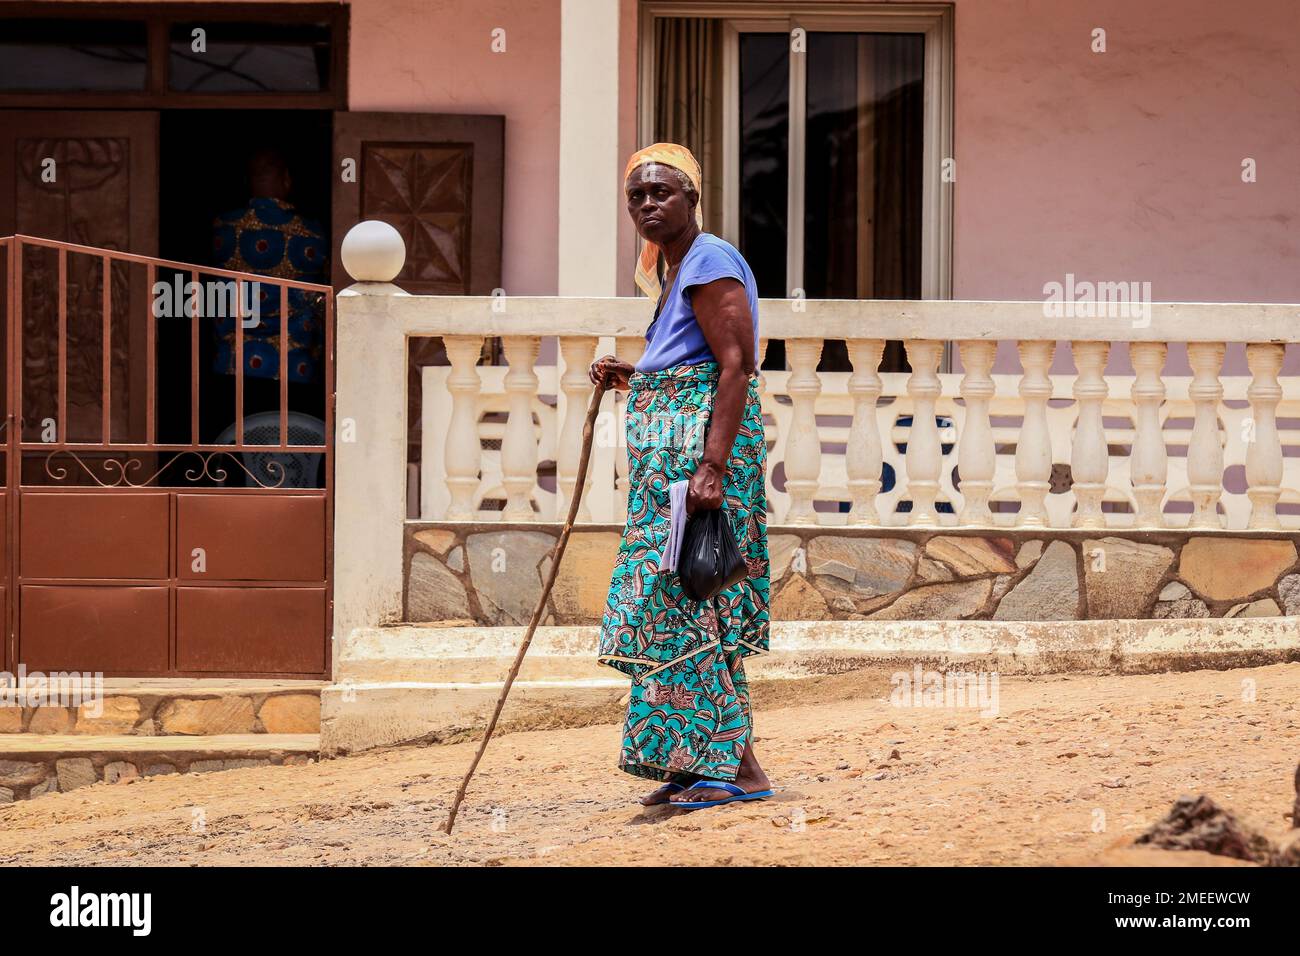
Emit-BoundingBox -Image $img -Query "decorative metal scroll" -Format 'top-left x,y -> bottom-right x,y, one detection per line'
41,450 -> 287,489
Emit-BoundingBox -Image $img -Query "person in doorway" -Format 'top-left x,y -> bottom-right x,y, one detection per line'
207,147 -> 328,444
590,143 -> 773,810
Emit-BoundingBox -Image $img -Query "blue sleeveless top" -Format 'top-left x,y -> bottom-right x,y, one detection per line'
636,233 -> 760,373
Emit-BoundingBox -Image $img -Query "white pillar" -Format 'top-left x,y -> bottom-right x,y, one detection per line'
1070,341 -> 1110,528
904,339 -> 944,526
783,339 -> 823,525
1015,340 -> 1055,528
956,340 -> 996,526
500,335 -> 541,520
845,339 -> 885,525
1245,343 -> 1284,530
559,0 -> 620,296
443,334 -> 485,520
1186,342 -> 1225,529
1129,341 -> 1168,528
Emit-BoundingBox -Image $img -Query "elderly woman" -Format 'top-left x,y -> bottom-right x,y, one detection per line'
589,143 -> 772,810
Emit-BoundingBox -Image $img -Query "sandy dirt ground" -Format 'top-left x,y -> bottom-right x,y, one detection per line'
1,663 -> 1297,866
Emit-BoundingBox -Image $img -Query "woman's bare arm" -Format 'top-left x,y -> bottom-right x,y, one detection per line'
686,277 -> 755,513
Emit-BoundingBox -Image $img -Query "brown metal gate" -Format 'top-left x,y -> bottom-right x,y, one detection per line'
0,235 -> 332,678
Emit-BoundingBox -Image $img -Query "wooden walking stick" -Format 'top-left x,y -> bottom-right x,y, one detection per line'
442,380 -> 609,834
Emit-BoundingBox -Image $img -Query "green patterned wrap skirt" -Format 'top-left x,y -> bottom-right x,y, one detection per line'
598,360 -> 770,782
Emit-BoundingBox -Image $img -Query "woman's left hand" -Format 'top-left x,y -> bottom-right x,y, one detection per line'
686,460 -> 725,514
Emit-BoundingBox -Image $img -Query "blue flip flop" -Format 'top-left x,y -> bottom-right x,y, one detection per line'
673,779 -> 774,809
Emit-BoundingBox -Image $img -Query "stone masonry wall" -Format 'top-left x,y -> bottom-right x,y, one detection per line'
404,523 -> 1300,625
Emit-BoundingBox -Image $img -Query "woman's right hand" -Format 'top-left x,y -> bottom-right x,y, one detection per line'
589,355 -> 634,391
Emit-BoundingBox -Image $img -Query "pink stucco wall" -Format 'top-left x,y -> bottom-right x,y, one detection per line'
345,0 -> 1297,310
952,0 -> 1299,305
347,0 -> 561,295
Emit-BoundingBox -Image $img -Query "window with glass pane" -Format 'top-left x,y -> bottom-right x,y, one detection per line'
0,20 -> 147,92
169,22 -> 332,93
654,21 -> 927,371
803,31 -> 923,370
804,32 -> 923,302
738,33 -> 789,301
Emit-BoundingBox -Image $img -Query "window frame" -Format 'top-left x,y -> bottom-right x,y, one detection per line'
638,1 -> 954,301
0,1 -> 348,109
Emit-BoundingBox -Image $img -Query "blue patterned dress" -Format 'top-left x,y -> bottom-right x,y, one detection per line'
598,361 -> 770,782
211,197 -> 328,384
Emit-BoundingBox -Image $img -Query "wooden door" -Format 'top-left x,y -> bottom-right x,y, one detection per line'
331,111 -> 504,294
0,110 -> 159,251
332,111 -> 505,459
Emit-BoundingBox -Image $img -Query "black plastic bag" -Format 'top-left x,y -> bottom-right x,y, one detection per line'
677,505 -> 748,602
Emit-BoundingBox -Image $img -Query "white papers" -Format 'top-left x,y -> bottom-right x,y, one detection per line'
661,479 -> 690,573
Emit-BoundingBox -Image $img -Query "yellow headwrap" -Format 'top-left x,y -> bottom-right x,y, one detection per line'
624,142 -> 703,300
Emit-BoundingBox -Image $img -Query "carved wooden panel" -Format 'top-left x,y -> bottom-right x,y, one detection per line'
0,111 -> 158,458
16,137 -> 132,247
362,143 -> 470,293
18,137 -> 135,444
332,112 -> 502,295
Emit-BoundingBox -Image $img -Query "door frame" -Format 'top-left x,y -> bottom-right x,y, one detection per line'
0,1 -> 349,111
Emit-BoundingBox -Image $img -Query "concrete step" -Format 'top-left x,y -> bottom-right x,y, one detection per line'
321,678 -> 626,756
0,733 -> 319,802
0,679 -> 324,737
320,617 -> 1300,755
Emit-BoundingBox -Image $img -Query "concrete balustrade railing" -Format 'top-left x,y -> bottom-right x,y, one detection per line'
337,292 -> 1300,532
330,227 -> 1299,641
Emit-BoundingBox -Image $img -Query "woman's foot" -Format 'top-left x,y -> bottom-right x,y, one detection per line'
641,777 -> 696,806
669,742 -> 771,805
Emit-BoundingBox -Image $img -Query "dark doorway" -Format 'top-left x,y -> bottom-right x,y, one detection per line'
157,109 -> 332,453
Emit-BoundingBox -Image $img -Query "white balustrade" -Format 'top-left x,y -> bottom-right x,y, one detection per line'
845,339 -> 884,525
1129,341 -> 1168,528
1245,343 -> 1284,529
442,334 -> 484,519
330,246 -> 1300,658
903,340 -> 944,526
500,335 -> 541,520
338,295 -> 1300,532
1069,341 -> 1109,528
783,339 -> 823,525
1186,342 -> 1225,529
956,340 -> 996,525
1015,341 -> 1055,528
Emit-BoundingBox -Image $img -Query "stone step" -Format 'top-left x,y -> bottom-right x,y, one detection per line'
322,617 -> 1300,755
340,617 -> 1300,683
0,678 -> 324,737
320,678 -> 626,756
0,733 -> 319,802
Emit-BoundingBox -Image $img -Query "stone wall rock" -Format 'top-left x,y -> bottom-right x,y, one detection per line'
407,552 -> 470,621
1083,537 -> 1174,619
1178,538 -> 1297,602
157,697 -> 257,736
466,531 -> 554,625
993,541 -> 1079,621
868,579 -> 993,621
808,537 -> 916,598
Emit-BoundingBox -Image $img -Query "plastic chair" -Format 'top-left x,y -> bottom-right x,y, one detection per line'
214,411 -> 326,488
